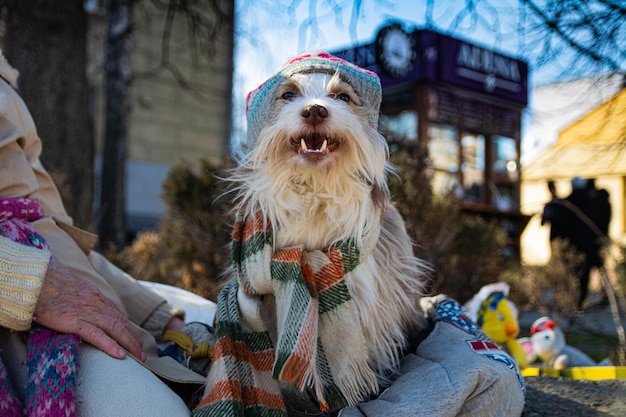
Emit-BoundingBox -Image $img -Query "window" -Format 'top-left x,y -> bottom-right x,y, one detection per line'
492,135 -> 518,181
379,110 -> 418,141
491,135 -> 519,210
492,184 -> 515,211
428,124 -> 459,195
461,133 -> 485,203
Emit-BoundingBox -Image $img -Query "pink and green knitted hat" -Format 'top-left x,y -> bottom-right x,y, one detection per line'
245,51 -> 382,144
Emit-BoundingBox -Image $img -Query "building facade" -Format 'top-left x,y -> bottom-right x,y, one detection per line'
333,22 -> 529,256
521,81 -> 626,265
87,1 -> 234,235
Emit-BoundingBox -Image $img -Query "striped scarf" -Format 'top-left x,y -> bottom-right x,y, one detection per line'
0,198 -> 80,417
193,210 -> 378,417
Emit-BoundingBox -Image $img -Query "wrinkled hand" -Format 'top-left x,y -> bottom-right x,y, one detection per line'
34,258 -> 146,361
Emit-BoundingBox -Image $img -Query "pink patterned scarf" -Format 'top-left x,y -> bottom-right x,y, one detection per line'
0,198 -> 80,417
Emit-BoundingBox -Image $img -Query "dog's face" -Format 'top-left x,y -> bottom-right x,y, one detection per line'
236,71 -> 391,249
252,72 -> 388,187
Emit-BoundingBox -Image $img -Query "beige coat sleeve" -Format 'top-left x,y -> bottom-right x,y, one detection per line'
0,235 -> 50,330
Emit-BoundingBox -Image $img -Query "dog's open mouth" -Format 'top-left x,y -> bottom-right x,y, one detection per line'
291,132 -> 337,161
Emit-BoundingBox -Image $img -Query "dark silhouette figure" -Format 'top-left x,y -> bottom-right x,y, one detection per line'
541,180 -> 567,242
548,177 -> 611,307
586,178 -> 611,239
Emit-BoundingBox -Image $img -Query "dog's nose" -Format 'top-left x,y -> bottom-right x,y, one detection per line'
301,104 -> 328,126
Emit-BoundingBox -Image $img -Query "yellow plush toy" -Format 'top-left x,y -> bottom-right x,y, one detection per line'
466,283 -> 528,369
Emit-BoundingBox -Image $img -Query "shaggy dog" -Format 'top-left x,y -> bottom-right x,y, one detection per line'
199,52 -> 430,415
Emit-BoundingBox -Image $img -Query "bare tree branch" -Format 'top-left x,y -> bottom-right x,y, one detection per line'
522,0 -> 625,72
132,0 -> 231,102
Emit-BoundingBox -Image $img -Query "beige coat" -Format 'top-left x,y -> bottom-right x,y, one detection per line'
0,54 -> 205,386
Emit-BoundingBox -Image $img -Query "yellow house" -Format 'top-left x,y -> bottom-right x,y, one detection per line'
521,85 -> 626,264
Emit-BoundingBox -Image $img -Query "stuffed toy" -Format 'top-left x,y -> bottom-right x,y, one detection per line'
465,282 -> 528,369
523,316 -> 609,369
517,337 -> 536,363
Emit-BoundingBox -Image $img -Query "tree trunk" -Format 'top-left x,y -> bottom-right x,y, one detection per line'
98,0 -> 134,249
2,0 -> 94,230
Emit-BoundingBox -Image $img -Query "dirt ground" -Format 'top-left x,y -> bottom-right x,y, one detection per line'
523,376 -> 626,416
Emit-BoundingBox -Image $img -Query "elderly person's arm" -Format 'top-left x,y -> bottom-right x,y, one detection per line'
0,235 -> 145,360
36,257 -> 146,360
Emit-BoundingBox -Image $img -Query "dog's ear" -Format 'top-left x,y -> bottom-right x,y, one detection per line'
371,182 -> 389,210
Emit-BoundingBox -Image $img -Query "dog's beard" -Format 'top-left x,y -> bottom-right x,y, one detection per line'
233,72 -> 390,250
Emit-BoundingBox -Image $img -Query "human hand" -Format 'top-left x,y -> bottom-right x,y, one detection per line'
34,258 -> 146,361
165,316 -> 185,332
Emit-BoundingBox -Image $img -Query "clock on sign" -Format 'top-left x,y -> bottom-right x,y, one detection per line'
375,23 -> 415,77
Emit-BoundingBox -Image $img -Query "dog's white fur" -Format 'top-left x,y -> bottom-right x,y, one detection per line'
230,72 -> 429,380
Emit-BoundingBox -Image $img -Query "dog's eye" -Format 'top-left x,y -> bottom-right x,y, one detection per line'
335,93 -> 350,103
282,91 -> 296,100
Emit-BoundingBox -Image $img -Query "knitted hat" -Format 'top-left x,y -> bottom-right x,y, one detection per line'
245,51 -> 382,145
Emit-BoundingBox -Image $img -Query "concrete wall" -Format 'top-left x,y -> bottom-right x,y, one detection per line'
129,2 -> 233,164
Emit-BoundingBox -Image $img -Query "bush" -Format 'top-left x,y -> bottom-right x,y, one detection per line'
115,157 -> 232,301
503,239 -> 581,322
387,137 -> 511,304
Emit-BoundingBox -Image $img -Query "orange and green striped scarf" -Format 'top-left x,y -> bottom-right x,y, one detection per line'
192,210 -> 378,417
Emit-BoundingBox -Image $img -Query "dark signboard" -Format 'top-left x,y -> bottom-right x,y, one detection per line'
437,33 -> 528,105
332,24 -> 528,106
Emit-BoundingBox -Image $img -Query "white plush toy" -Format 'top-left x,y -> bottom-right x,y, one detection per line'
524,316 -> 607,369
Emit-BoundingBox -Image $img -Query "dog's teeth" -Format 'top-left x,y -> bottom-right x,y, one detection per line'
300,138 -> 307,151
320,139 -> 327,151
